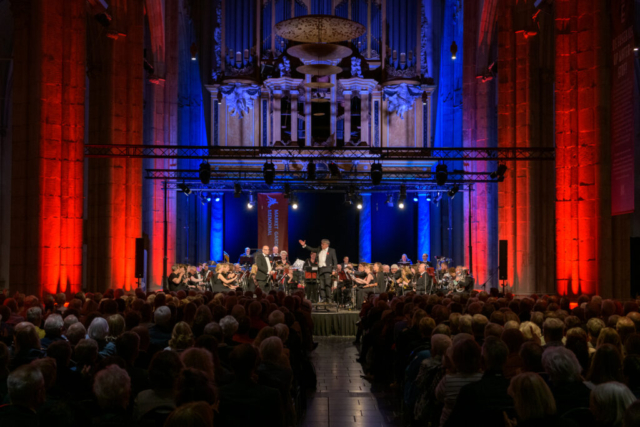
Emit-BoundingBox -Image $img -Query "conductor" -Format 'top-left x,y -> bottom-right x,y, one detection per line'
299,238 -> 337,303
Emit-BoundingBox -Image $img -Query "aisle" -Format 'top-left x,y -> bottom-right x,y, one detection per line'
301,337 -> 399,427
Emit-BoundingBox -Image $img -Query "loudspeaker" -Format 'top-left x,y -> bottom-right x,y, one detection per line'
135,238 -> 144,279
632,238 -> 640,298
499,240 -> 508,281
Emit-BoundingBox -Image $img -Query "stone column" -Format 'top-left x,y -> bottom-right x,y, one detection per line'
372,90 -> 382,147
86,0 -> 145,292
143,0 -> 179,291
418,194 -> 431,264
10,0 -> 86,296
343,90 -> 352,143
290,90 -> 299,143
359,194 -> 372,262
360,90 -> 370,145
273,90 -> 282,142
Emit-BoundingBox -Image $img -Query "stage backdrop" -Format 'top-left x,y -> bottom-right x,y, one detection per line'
258,193 -> 288,252
611,0 -> 635,215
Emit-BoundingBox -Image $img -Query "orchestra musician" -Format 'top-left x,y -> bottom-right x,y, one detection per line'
341,256 -> 350,270
187,266 -> 204,290
217,263 -> 238,291
255,245 -> 273,292
271,246 -> 280,261
421,253 -> 433,267
331,264 -> 351,306
415,263 -> 429,295
249,264 -> 259,291
304,251 -> 319,302
354,263 -> 376,308
167,264 -> 186,291
238,247 -> 251,264
373,262 -> 386,294
299,239 -> 337,303
398,254 -> 412,265
200,263 -> 213,291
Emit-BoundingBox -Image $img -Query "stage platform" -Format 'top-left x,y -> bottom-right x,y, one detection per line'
312,310 -> 360,336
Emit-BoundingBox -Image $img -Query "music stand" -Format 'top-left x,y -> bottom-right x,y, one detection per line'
239,256 -> 254,266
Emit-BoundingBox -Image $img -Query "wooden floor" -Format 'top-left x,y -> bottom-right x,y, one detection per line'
301,337 -> 400,427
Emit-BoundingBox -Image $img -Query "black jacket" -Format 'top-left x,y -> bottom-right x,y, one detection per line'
376,272 -> 387,294
254,252 -> 272,281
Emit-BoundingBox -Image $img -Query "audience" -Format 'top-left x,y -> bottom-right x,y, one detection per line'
4,285 -> 640,427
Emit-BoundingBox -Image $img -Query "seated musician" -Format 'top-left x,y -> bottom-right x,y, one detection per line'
354,264 -> 376,308
217,263 -> 238,291
167,264 -> 186,291
238,247 -> 251,264
331,264 -> 348,305
396,266 -> 413,292
398,253 -> 412,265
199,263 -> 213,291
186,265 -> 204,289
390,264 -> 401,280
275,251 -> 296,291
437,262 -> 449,280
248,264 -> 258,291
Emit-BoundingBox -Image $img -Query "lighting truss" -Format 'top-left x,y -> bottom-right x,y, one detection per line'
162,181 -> 475,194
146,169 -> 498,183
86,145 -> 555,161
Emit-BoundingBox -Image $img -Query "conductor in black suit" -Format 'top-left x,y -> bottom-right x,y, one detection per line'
299,238 -> 337,303
254,245 -> 273,291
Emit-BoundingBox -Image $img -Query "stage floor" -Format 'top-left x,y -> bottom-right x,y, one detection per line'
312,310 -> 360,336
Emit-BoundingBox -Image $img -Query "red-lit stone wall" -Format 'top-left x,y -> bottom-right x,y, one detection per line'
497,0 -> 556,294
11,0 -> 85,296
86,0 -> 144,292
554,0 -> 607,296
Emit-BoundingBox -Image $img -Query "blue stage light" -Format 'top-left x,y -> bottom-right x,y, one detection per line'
214,196 -> 220,202
413,196 -> 418,202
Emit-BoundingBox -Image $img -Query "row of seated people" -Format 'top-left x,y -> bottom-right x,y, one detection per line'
0,287 -> 318,427
355,289 -> 640,427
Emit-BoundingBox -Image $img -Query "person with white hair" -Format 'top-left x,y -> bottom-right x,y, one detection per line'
88,317 -> 111,355
541,346 -> 591,416
0,364 -> 45,425
219,316 -> 239,345
590,382 -> 636,427
268,310 -> 285,326
40,314 -> 66,350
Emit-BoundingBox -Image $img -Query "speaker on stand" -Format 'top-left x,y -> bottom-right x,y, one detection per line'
135,238 -> 145,289
499,240 -> 508,294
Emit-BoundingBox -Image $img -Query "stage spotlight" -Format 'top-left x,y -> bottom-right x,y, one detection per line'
190,43 -> 198,61
178,183 -> 191,196
355,195 -> 363,210
247,193 -> 255,209
435,164 -> 448,186
234,183 -> 242,198
450,40 -> 458,60
448,184 -> 459,199
214,194 -> 221,202
200,193 -> 208,205
307,161 -> 316,180
345,186 -> 355,205
398,185 -> 407,209
263,161 -> 276,185
284,183 -> 291,199
490,164 -> 508,181
426,194 -> 432,202
328,162 -> 341,178
413,196 -> 419,202
290,194 -> 299,210
370,163 -> 383,185
199,161 -> 211,184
